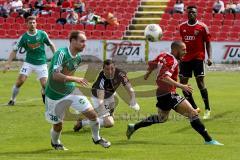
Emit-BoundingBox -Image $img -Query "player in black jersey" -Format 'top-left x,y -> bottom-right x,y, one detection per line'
74,59 -> 140,131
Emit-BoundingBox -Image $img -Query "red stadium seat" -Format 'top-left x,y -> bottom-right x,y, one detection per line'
11,23 -> 21,30
95,24 -> 105,31
223,20 -> 233,26
213,14 -> 223,20
10,12 -> 19,18
85,25 -> 95,31
92,31 -> 103,39
6,17 -> 15,23
47,18 -> 56,24
211,20 -> 222,26
0,17 -> 4,24
224,14 -> 234,20
172,13 -> 182,20
7,29 -> 18,38
2,23 -> 11,30
0,29 -> 6,38
18,29 -> 26,35
64,24 -> 73,30
49,30 -> 59,39
72,24 -> 84,30
37,17 -> 46,24
52,24 -> 63,30
16,17 -> 25,23
222,26 -> 231,32
161,13 -> 171,20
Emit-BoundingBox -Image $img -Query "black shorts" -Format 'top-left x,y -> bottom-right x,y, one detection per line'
156,93 -> 185,111
179,60 -> 205,78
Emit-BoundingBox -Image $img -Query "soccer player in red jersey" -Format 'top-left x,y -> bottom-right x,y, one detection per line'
126,41 -> 223,145
179,6 -> 212,119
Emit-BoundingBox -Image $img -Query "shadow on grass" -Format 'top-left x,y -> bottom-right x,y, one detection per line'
171,110 -> 234,133
0,148 -> 104,156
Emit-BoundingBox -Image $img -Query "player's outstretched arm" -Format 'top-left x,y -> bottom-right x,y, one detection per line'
3,50 -> 17,73
124,83 -> 140,111
52,71 -> 88,87
162,76 -> 193,94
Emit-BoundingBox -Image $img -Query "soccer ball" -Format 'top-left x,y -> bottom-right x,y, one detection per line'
144,24 -> 163,42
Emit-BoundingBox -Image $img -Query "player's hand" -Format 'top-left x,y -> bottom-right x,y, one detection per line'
207,58 -> 213,66
3,64 -> 10,73
144,72 -> 150,80
74,77 -> 88,87
180,84 -> 193,94
129,98 -> 140,111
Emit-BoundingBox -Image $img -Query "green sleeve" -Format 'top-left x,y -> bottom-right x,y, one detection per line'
13,35 -> 24,52
52,50 -> 65,72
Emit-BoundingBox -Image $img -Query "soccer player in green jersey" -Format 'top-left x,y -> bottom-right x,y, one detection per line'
3,16 -> 56,105
45,30 -> 110,150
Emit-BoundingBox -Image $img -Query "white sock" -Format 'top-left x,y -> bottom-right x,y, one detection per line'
82,118 -> 105,127
50,128 -> 61,144
11,85 -> 19,101
89,118 -> 101,141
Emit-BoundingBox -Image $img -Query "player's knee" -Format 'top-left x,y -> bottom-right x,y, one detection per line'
189,110 -> 199,121
53,123 -> 62,132
104,117 -> 114,128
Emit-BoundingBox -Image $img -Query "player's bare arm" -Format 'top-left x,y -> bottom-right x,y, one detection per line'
144,69 -> 153,80
162,75 -> 193,94
52,70 -> 88,87
96,89 -> 105,108
124,82 -> 140,111
206,41 -> 213,66
49,42 -> 57,54
3,50 -> 17,73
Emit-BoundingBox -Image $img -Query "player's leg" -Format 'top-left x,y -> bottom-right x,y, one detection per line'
45,97 -> 69,150
39,77 -> 47,104
74,96 -> 115,131
36,64 -> 48,104
8,62 -> 33,105
126,95 -> 171,139
179,61 -> 198,110
70,91 -> 111,148
174,99 -> 223,145
193,60 -> 211,119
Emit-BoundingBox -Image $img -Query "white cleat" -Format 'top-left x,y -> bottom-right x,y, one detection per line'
51,141 -> 69,150
92,137 -> 111,148
203,110 -> 211,120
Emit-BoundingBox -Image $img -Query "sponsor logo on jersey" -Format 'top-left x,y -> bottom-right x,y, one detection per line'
184,36 -> 196,41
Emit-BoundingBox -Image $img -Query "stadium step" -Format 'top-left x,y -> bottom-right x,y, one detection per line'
123,0 -> 167,40
128,24 -> 150,30
132,18 -> 161,24
138,6 -> 166,12
141,0 -> 169,6
126,30 -> 144,36
123,35 -> 145,40
135,11 -> 164,18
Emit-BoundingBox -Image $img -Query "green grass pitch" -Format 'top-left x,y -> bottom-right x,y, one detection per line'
0,70 -> 239,160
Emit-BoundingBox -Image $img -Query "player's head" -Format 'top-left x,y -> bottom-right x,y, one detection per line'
171,41 -> 186,60
187,6 -> 197,21
103,59 -> 115,79
26,16 -> 37,32
69,30 -> 86,52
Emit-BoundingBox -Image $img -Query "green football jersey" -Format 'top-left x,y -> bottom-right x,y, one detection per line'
45,47 -> 82,100
14,29 -> 52,65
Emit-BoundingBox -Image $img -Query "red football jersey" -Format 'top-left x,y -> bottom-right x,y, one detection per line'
179,21 -> 211,61
148,52 -> 179,96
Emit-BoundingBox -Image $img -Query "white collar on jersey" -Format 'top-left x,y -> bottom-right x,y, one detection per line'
187,20 -> 198,26
27,29 -> 38,36
67,46 -> 80,58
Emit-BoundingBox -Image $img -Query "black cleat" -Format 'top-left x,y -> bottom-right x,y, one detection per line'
126,124 -> 135,140
7,100 -> 15,106
92,137 -> 111,148
51,141 -> 68,150
73,120 -> 82,132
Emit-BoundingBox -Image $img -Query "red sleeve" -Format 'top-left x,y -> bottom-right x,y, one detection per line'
148,55 -> 161,71
202,25 -> 211,42
158,56 -> 176,79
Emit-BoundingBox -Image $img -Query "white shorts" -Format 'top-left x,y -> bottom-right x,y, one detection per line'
91,94 -> 115,118
45,89 -> 92,124
19,62 -> 48,80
